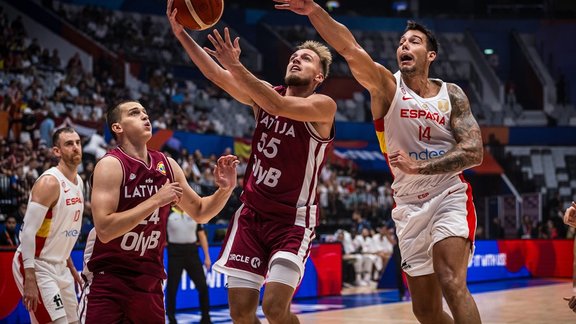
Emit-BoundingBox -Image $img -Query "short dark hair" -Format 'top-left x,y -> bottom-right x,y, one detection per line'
405,20 -> 439,54
106,99 -> 139,140
52,127 -> 77,147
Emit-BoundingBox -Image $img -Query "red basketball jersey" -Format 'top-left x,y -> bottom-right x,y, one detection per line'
87,147 -> 175,279
241,86 -> 334,227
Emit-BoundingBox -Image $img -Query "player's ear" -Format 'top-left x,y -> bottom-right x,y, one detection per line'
314,72 -> 325,84
52,145 -> 61,158
427,51 -> 436,63
111,122 -> 122,136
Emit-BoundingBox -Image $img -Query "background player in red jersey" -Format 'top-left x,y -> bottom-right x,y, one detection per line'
81,100 -> 238,323
12,127 -> 84,324
276,0 -> 483,323
168,0 -> 337,322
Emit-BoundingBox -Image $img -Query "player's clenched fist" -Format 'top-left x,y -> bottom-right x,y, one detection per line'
563,202 -> 576,228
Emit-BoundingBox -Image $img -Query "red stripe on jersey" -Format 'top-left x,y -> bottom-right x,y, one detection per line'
373,118 -> 384,132
459,174 -> 476,242
35,209 -> 52,258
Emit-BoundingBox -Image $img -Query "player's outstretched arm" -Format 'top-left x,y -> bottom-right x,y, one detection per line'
168,155 -> 238,224
91,156 -> 183,243
275,0 -> 395,102
166,0 -> 254,106
205,28 -> 336,123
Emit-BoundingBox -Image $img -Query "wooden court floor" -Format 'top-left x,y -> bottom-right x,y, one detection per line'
261,281 -> 575,323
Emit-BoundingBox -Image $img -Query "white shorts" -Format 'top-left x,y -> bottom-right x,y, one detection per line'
392,177 -> 476,277
12,252 -> 79,323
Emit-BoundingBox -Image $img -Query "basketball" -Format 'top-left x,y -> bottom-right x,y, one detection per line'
171,0 -> 224,31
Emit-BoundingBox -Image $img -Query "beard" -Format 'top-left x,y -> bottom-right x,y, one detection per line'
400,65 -> 417,75
285,74 -> 310,87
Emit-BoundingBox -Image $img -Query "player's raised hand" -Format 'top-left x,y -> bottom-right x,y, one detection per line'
166,0 -> 185,37
204,28 -> 241,70
563,201 -> 576,228
154,179 -> 183,207
273,0 -> 318,15
213,155 -> 239,191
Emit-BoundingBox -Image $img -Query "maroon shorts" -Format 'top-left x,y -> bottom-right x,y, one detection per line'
213,204 -> 316,285
81,271 -> 164,323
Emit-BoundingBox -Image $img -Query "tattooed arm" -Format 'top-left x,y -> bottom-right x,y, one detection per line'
419,83 -> 483,174
390,83 -> 483,174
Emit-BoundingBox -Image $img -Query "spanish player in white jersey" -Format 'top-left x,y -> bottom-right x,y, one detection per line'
12,127 -> 85,324
277,1 -> 483,323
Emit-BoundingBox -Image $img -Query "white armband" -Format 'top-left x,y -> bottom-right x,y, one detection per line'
20,201 -> 50,268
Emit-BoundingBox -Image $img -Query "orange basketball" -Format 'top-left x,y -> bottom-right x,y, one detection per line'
171,0 -> 224,31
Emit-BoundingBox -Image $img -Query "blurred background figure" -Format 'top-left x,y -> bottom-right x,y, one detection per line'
166,205 -> 212,324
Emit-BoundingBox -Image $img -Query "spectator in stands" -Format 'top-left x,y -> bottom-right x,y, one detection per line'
0,215 -> 19,247
351,210 -> 371,235
505,80 -> 517,108
83,130 -> 108,161
12,201 -> 27,224
39,112 -> 56,147
491,217 -> 505,239
373,224 -> 395,281
353,227 -> 380,285
20,107 -> 37,144
517,215 -> 535,239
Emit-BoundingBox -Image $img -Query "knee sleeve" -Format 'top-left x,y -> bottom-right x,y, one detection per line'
227,276 -> 262,291
266,259 -> 301,289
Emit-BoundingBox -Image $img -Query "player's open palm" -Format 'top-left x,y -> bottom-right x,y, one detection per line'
213,155 -> 239,191
273,0 -> 317,15
563,201 -> 576,228
155,180 -> 183,206
205,27 -> 241,70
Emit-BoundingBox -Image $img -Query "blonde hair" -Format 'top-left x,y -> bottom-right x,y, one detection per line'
297,40 -> 332,79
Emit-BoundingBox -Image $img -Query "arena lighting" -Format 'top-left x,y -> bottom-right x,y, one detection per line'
326,0 -> 340,11
484,48 -> 495,55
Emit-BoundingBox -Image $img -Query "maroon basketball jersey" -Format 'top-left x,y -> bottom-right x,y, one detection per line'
87,147 -> 175,279
241,86 -> 334,227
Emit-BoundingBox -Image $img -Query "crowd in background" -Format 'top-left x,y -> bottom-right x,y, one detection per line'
1,4 -> 575,257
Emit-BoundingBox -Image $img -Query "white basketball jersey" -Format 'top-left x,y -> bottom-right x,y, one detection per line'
379,71 -> 459,197
18,167 -> 84,263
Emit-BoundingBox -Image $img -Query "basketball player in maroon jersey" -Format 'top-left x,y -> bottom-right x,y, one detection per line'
168,1 -> 336,322
277,1 -> 483,323
81,100 -> 238,323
